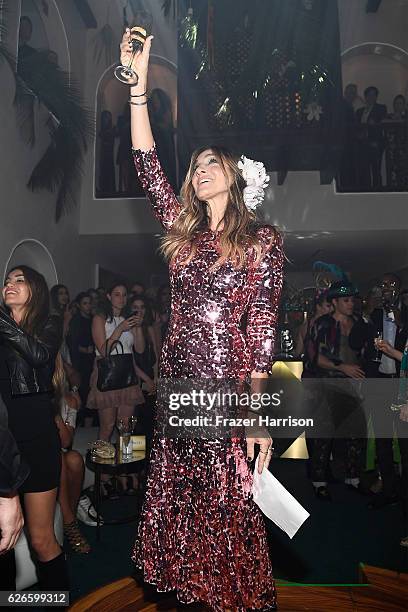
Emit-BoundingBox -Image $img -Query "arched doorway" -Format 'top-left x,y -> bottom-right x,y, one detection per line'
94,55 -> 178,198
4,239 -> 58,290
341,42 -> 408,109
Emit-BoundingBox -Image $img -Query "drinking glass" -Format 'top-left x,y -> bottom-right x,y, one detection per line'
117,416 -> 136,458
114,12 -> 153,84
372,332 -> 383,363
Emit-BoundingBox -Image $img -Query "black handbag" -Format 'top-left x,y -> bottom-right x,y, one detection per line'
96,340 -> 137,392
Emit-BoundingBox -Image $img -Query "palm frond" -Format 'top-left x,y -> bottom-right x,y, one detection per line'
18,51 -> 93,220
1,0 -> 93,221
14,76 -> 37,146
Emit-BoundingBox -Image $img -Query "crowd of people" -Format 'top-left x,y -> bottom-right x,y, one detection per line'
0,271 -> 172,590
295,272 -> 408,549
340,84 -> 408,191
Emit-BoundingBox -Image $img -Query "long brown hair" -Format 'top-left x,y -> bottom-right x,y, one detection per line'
52,351 -> 66,410
161,146 -> 270,270
5,265 -> 50,335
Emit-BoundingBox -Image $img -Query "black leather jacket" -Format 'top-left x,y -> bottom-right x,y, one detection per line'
0,309 -> 62,396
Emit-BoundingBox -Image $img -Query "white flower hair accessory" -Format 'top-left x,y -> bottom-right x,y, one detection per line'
237,155 -> 270,211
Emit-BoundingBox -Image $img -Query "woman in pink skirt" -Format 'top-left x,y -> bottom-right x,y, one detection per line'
88,283 -> 150,442
120,32 -> 284,611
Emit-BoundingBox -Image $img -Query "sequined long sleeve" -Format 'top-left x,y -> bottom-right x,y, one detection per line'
246,228 -> 284,373
132,145 -> 182,231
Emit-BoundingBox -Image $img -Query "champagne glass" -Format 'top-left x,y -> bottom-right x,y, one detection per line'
390,401 -> 403,413
114,11 -> 153,84
117,415 -> 136,458
372,331 -> 383,363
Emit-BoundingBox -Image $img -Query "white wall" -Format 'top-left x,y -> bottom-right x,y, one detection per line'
0,0 -> 94,296
339,0 -> 408,53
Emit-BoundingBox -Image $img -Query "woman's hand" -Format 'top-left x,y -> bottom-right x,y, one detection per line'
119,316 -> 139,332
144,377 -> 156,395
66,391 -> 81,411
376,339 -> 395,358
246,431 -> 273,474
119,29 -> 153,86
338,363 -> 366,379
132,313 -> 144,327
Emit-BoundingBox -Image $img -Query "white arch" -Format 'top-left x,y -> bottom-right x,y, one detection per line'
93,54 -> 177,200
48,0 -> 71,76
4,239 -> 58,289
342,42 -> 408,63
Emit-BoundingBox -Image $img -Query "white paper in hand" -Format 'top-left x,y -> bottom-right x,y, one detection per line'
252,457 -> 310,539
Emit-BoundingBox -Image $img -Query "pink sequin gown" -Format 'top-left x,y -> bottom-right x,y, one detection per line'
131,146 -> 284,611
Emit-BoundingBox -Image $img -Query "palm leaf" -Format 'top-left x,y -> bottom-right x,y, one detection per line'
18,51 -> 93,221
1,1 -> 93,220
14,77 -> 37,146
1,3 -> 37,145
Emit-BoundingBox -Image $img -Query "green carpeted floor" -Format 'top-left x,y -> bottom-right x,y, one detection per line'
68,458 -> 408,603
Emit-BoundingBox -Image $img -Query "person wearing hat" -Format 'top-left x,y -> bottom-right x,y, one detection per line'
306,281 -> 367,500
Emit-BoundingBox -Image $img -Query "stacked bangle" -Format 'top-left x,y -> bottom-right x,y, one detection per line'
129,89 -> 149,106
130,90 -> 148,97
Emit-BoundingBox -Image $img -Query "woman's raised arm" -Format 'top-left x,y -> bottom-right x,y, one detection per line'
119,30 -> 153,151
119,31 -> 181,231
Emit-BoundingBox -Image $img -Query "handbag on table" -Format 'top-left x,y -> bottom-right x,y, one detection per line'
96,340 -> 137,392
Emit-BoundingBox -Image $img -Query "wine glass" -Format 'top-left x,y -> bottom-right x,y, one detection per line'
372,331 -> 383,363
114,12 -> 153,84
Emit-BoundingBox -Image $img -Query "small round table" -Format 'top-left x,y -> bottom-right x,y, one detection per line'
86,448 -> 146,541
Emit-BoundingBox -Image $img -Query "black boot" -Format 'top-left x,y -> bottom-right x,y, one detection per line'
37,551 -> 70,590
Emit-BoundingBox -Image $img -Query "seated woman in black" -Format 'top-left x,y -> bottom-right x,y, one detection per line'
0,265 -> 68,590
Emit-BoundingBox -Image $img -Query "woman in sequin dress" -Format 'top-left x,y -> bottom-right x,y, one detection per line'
120,32 -> 284,611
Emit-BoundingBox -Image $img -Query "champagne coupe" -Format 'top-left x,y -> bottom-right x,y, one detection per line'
372,331 -> 383,363
114,11 -> 153,84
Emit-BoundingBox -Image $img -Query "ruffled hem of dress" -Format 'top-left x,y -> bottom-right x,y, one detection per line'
132,559 -> 276,612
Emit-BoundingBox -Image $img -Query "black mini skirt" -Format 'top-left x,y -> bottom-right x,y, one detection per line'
17,426 -> 61,494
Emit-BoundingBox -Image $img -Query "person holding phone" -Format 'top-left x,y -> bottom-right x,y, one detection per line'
88,284 -> 145,444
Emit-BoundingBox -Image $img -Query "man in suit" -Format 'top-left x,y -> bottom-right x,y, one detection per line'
0,396 -> 29,588
356,86 -> 387,190
352,273 -> 408,509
